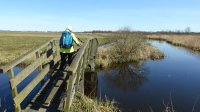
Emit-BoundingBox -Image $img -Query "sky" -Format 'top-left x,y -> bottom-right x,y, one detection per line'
0,0 -> 200,32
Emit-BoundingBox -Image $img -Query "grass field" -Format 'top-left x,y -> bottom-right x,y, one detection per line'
0,31 -> 119,65
148,34 -> 200,51
0,32 -> 57,65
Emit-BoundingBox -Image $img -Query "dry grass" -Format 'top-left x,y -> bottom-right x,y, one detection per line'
148,34 -> 200,51
70,93 -> 119,112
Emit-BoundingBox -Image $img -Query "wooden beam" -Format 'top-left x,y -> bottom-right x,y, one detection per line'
44,79 -> 64,106
14,65 -> 49,105
14,54 -> 46,86
67,40 -> 89,74
64,73 -> 77,112
36,51 -> 43,71
75,58 -> 83,93
8,68 -> 22,112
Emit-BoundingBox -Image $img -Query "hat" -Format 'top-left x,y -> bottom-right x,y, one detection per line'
66,25 -> 72,32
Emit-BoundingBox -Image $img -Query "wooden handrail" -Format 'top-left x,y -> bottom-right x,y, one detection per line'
67,39 -> 89,74
64,38 -> 98,112
67,38 -> 98,74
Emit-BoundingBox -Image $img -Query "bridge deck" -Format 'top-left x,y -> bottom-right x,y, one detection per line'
24,63 -> 69,112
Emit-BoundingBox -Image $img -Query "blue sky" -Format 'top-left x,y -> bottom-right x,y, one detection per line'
0,0 -> 200,32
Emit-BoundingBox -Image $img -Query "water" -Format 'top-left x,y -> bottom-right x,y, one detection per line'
97,41 -> 200,112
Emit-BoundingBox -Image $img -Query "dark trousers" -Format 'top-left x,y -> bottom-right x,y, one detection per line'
59,52 -> 74,71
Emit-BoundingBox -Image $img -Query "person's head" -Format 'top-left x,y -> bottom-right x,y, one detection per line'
66,25 -> 72,32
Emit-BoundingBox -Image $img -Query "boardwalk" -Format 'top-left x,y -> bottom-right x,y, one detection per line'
0,38 -> 98,112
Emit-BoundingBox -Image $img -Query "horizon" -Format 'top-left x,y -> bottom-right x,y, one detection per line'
0,0 -> 200,32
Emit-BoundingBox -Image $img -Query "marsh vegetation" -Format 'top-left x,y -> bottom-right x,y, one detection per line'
96,30 -> 164,68
148,34 -> 200,52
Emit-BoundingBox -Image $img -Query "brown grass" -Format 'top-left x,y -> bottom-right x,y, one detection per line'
70,93 -> 119,112
148,34 -> 200,51
96,32 -> 164,68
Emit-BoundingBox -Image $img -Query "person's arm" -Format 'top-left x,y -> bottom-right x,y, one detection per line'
71,33 -> 81,46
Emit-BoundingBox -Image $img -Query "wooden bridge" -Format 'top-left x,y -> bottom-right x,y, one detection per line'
0,38 -> 98,112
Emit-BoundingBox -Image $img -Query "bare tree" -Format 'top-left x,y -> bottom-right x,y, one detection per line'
185,27 -> 191,33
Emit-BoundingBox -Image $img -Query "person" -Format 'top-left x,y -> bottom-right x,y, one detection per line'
59,25 -> 81,71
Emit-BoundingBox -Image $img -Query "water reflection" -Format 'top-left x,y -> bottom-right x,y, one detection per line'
84,72 -> 98,98
102,64 -> 147,92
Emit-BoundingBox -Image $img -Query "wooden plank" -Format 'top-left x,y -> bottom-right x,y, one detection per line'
14,65 -> 49,105
30,76 -> 51,104
38,108 -> 47,112
75,58 -> 83,89
8,69 -> 18,95
0,38 -> 58,73
64,73 -> 77,112
75,58 -> 83,85
44,80 -> 63,106
54,55 -> 61,64
24,62 -> 61,111
14,54 -> 46,86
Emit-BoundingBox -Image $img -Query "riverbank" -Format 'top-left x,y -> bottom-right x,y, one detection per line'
147,34 -> 200,52
70,94 -> 119,112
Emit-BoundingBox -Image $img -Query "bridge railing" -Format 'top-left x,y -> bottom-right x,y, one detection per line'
0,38 -> 98,112
64,38 -> 98,112
0,38 -> 60,112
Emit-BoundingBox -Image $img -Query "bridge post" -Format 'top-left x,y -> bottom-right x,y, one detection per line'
36,50 -> 43,71
64,72 -> 77,112
8,68 -> 21,112
75,57 -> 84,95
88,39 -> 97,72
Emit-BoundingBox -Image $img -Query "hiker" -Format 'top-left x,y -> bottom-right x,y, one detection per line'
59,25 -> 81,71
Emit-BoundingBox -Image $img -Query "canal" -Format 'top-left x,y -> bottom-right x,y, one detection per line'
97,40 -> 200,112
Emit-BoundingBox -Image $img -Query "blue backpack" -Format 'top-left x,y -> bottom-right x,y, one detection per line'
60,31 -> 73,48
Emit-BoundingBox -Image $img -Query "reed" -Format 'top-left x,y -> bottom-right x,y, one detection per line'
148,34 -> 200,51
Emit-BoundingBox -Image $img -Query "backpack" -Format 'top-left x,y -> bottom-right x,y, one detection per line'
60,31 -> 73,48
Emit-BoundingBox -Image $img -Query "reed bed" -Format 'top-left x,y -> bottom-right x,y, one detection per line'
148,34 -> 200,51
